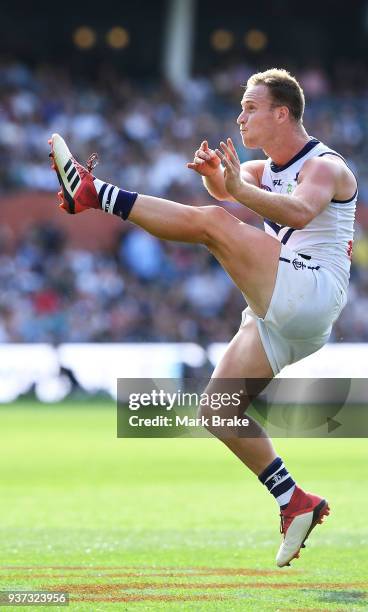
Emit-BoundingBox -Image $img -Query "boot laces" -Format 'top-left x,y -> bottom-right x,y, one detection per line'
86,153 -> 99,173
279,508 -> 292,534
280,512 -> 285,534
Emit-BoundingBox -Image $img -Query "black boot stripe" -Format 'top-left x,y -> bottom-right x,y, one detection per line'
64,159 -> 72,173
67,166 -> 77,181
70,175 -> 80,192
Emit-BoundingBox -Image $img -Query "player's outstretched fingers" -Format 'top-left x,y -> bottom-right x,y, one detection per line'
227,138 -> 239,159
220,140 -> 234,161
215,148 -> 229,168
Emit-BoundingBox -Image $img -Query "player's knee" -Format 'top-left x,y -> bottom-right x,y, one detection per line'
197,400 -> 211,423
197,401 -> 218,436
197,379 -> 254,439
197,381 -> 218,434
198,205 -> 230,246
197,399 -> 241,440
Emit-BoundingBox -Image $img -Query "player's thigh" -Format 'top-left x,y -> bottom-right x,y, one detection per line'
202,319 -> 273,419
211,317 -> 274,380
203,206 -> 281,317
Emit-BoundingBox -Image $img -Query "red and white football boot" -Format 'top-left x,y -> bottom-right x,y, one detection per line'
276,485 -> 330,567
49,133 -> 100,214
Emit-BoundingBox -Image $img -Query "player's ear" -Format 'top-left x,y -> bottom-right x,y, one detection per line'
276,105 -> 290,124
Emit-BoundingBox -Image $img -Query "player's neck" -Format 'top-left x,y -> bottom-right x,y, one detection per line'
263,127 -> 311,167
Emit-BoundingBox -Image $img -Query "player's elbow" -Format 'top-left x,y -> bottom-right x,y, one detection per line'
210,193 -> 227,202
209,190 -> 234,203
291,215 -> 309,230
291,201 -> 314,229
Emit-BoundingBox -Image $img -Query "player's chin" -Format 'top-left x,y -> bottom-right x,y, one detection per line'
241,132 -> 258,149
241,133 -> 257,149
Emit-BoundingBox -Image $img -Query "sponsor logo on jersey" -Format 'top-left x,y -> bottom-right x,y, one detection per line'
292,258 -> 306,270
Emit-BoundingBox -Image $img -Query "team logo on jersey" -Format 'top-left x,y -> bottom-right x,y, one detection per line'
292,258 -> 306,270
273,179 -> 283,186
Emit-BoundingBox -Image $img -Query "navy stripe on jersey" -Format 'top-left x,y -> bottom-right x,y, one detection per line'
318,151 -> 346,163
264,219 -> 284,234
332,188 -> 358,204
281,228 -> 296,245
270,138 -> 320,173
264,220 -> 297,245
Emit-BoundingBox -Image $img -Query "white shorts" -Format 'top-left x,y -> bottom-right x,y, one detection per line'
241,244 -> 347,375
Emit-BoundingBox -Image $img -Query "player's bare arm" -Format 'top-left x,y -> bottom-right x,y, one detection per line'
187,138 -> 263,201
216,139 -> 356,229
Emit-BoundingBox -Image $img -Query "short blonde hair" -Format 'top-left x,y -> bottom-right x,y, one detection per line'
246,68 -> 305,122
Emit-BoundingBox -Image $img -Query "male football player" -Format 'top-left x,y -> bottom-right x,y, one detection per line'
49,68 -> 356,567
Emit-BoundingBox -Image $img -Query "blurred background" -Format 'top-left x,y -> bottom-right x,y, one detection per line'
1,0 -> 368,400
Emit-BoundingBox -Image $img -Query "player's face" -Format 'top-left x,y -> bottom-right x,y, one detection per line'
237,84 -> 279,149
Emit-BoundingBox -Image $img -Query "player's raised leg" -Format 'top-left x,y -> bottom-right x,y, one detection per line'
49,133 -> 279,317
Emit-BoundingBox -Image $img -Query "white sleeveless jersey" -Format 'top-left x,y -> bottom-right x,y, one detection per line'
260,138 -> 357,291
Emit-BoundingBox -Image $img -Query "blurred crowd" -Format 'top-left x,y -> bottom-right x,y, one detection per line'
0,223 -> 242,344
1,59 -> 368,344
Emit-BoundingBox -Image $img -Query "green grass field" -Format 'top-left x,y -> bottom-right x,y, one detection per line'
0,401 -> 367,611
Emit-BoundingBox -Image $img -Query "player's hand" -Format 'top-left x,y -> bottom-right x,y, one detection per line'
215,138 -> 243,197
187,140 -> 221,176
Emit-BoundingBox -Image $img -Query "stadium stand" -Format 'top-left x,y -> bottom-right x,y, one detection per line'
1,59 -> 368,344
